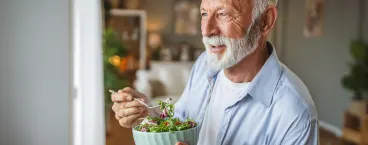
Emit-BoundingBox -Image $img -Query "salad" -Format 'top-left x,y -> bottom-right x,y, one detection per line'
133,98 -> 197,133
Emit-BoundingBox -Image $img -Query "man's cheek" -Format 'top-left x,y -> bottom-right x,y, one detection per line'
223,19 -> 246,38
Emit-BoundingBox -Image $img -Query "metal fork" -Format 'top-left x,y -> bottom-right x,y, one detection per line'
109,90 -> 160,109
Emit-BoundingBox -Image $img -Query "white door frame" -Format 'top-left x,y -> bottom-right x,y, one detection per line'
71,0 -> 105,145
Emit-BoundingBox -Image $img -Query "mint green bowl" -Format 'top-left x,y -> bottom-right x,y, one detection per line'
132,126 -> 199,145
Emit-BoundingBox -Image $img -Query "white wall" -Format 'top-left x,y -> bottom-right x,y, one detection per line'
281,0 -> 368,129
0,0 -> 70,144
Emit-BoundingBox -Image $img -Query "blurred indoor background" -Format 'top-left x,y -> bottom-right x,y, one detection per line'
0,0 -> 368,145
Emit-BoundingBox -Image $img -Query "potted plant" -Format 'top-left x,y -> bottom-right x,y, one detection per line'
103,27 -> 129,133
341,40 -> 368,116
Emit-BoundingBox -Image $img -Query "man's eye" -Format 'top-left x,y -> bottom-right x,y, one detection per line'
201,13 -> 208,17
219,13 -> 228,17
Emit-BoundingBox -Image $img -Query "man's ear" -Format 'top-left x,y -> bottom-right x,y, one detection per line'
260,5 -> 277,35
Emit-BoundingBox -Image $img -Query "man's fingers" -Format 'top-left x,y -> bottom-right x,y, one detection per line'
175,142 -> 189,145
113,101 -> 142,109
115,114 -> 121,120
119,113 -> 142,128
111,92 -> 133,102
119,90 -> 133,101
122,87 -> 145,99
111,93 -> 124,102
117,107 -> 145,118
124,100 -> 146,108
112,102 -> 125,112
112,87 -> 146,103
112,103 -> 118,112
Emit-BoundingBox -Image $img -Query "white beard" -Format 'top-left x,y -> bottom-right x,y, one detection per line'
202,20 -> 261,70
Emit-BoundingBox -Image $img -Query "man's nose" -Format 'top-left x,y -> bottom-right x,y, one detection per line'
202,17 -> 220,37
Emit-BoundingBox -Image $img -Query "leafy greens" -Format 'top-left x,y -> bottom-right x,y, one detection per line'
133,98 -> 197,133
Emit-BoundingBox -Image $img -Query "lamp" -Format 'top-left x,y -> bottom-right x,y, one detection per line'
148,32 -> 162,61
148,32 -> 162,49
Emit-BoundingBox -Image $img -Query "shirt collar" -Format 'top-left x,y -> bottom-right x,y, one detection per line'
247,42 -> 283,107
206,41 -> 283,107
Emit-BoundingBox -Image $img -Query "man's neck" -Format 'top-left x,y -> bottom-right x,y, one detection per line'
224,42 -> 269,83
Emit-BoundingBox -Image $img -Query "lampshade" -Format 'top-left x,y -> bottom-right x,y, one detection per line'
148,33 -> 162,49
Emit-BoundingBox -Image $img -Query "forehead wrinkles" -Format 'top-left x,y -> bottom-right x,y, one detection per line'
201,0 -> 226,11
201,0 -> 251,13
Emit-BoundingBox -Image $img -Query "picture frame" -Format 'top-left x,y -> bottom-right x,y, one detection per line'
303,0 -> 324,37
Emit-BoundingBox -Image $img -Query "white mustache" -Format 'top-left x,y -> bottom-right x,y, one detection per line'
202,36 -> 229,47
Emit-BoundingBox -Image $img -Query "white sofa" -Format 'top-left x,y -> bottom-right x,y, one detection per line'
134,61 -> 194,106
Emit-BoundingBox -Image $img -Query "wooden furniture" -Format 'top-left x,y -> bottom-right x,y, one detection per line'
342,111 -> 368,145
106,111 -> 135,145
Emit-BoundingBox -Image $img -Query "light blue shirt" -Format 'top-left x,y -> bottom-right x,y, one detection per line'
174,42 -> 319,145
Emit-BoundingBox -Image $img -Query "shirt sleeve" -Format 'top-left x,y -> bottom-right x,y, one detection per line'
281,119 -> 319,145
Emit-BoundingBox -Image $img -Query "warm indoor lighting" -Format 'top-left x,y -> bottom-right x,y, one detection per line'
108,55 -> 121,67
148,32 -> 162,49
147,19 -> 166,32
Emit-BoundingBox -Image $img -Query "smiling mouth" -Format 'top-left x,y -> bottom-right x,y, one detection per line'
210,45 -> 226,53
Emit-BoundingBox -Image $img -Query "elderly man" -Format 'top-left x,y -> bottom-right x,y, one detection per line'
111,0 -> 319,144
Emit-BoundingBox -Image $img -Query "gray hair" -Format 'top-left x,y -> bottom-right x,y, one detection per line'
252,0 -> 278,22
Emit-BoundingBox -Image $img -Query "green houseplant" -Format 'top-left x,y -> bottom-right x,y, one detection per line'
341,40 -> 368,115
103,27 -> 129,130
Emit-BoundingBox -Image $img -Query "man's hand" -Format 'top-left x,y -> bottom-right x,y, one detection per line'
175,142 -> 189,145
111,87 -> 149,128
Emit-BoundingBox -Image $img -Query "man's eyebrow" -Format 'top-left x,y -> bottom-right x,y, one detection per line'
201,6 -> 225,12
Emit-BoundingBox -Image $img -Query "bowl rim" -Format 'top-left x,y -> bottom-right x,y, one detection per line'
132,125 -> 199,134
